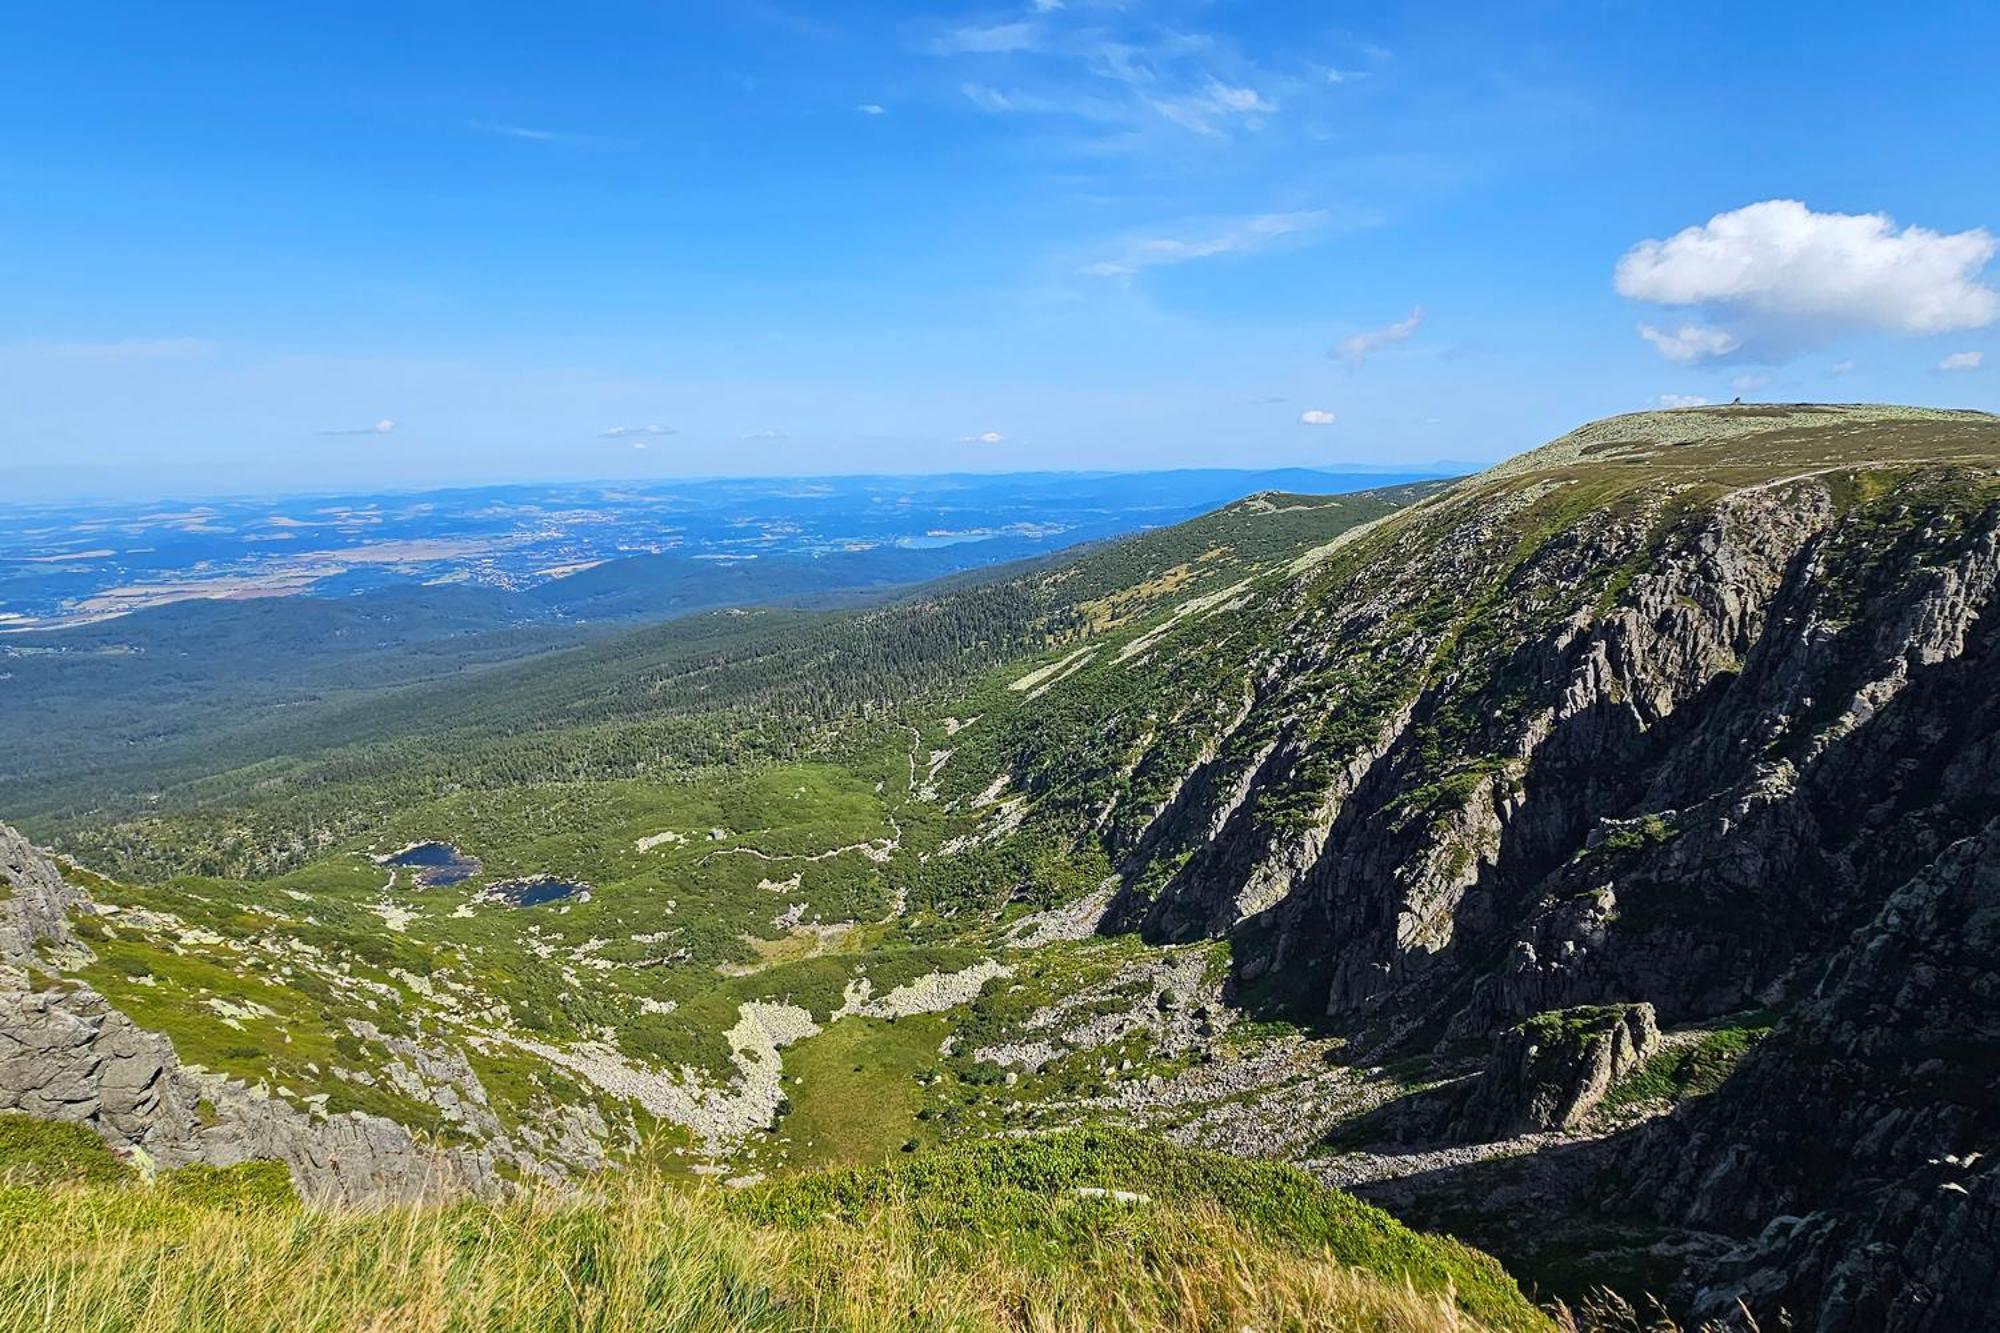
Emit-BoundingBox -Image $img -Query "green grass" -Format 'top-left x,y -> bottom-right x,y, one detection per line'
0,1114 -> 133,1188
759,1014 -> 950,1170
739,1128 -> 1551,1333
0,1125 -> 1545,1333
1600,1012 -> 1775,1114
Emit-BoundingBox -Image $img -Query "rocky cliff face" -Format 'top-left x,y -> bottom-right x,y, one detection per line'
1095,418 -> 2000,1054
998,404 -> 2000,1320
0,825 -> 504,1203
1617,818 -> 2000,1331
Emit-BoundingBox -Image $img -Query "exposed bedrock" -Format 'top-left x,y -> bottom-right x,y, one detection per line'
1,825 -> 506,1203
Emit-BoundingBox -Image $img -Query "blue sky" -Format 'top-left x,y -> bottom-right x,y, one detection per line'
2,1 -> 1996,499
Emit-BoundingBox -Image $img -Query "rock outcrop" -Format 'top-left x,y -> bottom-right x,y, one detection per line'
1,825 -> 502,1203
1450,1002 -> 1658,1141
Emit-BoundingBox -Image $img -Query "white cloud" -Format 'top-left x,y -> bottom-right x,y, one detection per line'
739,429 -> 789,441
1299,409 -> 1337,425
1210,85 -> 1271,112
1150,81 -> 1276,134
857,103 -> 886,115
1656,394 -> 1711,409
1617,200 -> 1998,361
1083,210 -> 1327,278
963,431 -> 1006,444
931,20 -> 1290,147
600,424 -> 676,438
1939,350 -> 1985,372
319,418 -> 397,437
1829,359 -> 1858,376
1031,0 -> 1062,10
931,22 -> 1040,55
1636,322 -> 1742,364
1335,307 -> 1424,365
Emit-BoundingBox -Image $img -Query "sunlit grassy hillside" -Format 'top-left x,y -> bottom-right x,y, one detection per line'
0,1119 -> 1549,1333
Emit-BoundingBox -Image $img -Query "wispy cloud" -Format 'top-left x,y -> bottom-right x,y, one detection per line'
1939,350 -> 1985,372
739,429 -> 789,441
1636,322 -> 1740,365
930,22 -> 1042,55
1335,307 -> 1424,365
1299,409 -> 1337,425
857,103 -> 887,115
1656,394 -> 1711,408
1083,210 -> 1328,278
927,16 -> 1285,145
600,424 -> 677,439
962,430 -> 1006,444
319,418 -> 397,437
465,119 -> 621,148
1149,81 -> 1276,135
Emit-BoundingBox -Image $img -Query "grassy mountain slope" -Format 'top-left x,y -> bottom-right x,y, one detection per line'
0,1119 -> 1546,1332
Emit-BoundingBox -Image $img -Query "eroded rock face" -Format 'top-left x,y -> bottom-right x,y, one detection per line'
1067,444 -> 1997,1065
0,824 -> 90,966
1450,1002 -> 1658,1142
1081,439 -> 2000,1065
1618,820 -> 2000,1332
0,828 -> 501,1204
1013,410 -> 2000,1320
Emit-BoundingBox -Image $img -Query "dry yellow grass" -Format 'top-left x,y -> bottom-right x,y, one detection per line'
0,1177 -> 1508,1333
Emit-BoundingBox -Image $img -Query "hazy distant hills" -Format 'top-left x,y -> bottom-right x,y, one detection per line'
0,466 -> 1443,630
0,466 -> 1442,817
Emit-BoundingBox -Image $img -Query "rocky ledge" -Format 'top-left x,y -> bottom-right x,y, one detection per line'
1,823 -> 503,1204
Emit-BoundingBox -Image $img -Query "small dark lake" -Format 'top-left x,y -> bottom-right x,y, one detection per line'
486,877 -> 587,907
385,841 -> 482,887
